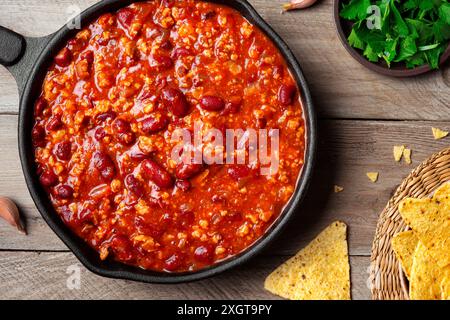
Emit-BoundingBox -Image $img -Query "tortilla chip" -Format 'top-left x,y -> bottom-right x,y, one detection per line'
432,127 -> 448,140
393,145 -> 405,162
334,185 -> 343,193
391,230 -> 418,279
432,182 -> 450,201
366,172 -> 379,183
264,221 -> 350,300
399,197 -> 450,268
441,275 -> 450,300
409,242 -> 450,300
403,148 -> 412,164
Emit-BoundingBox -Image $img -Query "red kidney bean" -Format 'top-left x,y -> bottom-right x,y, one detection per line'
200,95 -> 225,111
153,55 -> 173,70
92,152 -> 116,181
160,40 -> 173,50
40,171 -> 58,187
170,47 -> 191,60
201,11 -> 216,21
54,47 -> 72,67
113,118 -> 135,145
46,115 -> 63,131
130,148 -> 149,161
278,84 -> 297,106
175,163 -> 203,180
96,111 -> 117,123
117,8 -> 134,28
118,132 -> 136,145
125,174 -> 144,197
34,97 -> 47,116
54,184 -> 74,199
194,245 -> 214,263
141,113 -> 169,134
164,253 -> 183,271
113,118 -> 131,134
161,88 -> 189,117
256,117 -> 267,129
110,234 -> 133,261
32,125 -> 46,147
54,141 -> 72,161
220,99 -> 241,116
175,179 -> 191,192
94,127 -> 107,140
227,165 -> 251,181
77,207 -> 93,224
141,159 -> 173,188
80,50 -> 94,64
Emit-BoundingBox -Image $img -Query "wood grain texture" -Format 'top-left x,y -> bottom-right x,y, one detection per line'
0,0 -> 449,118
0,252 -> 370,300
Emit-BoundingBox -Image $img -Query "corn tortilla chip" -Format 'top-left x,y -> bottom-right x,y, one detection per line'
334,185 -> 343,193
441,275 -> 450,300
409,242 -> 450,300
366,172 -> 379,183
399,197 -> 450,268
432,182 -> 450,201
432,127 -> 449,140
403,148 -> 412,164
391,230 -> 418,279
264,221 -> 350,300
393,145 -> 405,162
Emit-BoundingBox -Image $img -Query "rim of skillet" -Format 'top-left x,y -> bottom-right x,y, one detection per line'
18,0 -> 317,284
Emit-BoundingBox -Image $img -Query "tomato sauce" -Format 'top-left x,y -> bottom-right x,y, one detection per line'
32,0 -> 306,272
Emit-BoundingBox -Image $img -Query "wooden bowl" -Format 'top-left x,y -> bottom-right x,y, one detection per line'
333,0 -> 450,77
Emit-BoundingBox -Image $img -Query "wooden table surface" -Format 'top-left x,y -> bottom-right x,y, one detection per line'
0,0 -> 449,300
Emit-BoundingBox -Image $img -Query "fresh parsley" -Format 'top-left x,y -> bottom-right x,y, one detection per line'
340,0 -> 450,69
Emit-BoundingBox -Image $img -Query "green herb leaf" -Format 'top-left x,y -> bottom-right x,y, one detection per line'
424,43 -> 447,69
383,37 -> 398,66
340,0 -> 371,20
395,36 -> 418,61
364,45 -> 380,62
391,1 -> 410,37
348,28 -> 366,50
439,2 -> 450,24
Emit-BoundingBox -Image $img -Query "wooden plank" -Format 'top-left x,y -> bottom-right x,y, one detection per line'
1,115 -> 450,254
0,0 -> 449,119
0,251 -> 370,300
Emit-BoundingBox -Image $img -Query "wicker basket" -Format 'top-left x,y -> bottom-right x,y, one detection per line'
370,147 -> 450,300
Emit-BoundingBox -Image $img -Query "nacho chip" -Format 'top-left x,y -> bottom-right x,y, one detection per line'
399,197 -> 450,268
391,230 -> 418,279
393,145 -> 405,162
366,172 -> 379,183
432,182 -> 450,201
432,127 -> 449,140
264,221 -> 350,300
334,185 -> 344,193
409,242 -> 450,300
403,148 -> 412,164
441,275 -> 450,300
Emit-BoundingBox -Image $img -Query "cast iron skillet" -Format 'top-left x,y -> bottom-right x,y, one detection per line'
0,0 -> 316,283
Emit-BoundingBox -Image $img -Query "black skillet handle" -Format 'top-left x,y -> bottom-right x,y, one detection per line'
0,26 -> 53,96
0,26 -> 26,66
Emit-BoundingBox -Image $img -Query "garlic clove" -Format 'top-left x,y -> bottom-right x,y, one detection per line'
283,0 -> 318,11
0,196 -> 27,234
